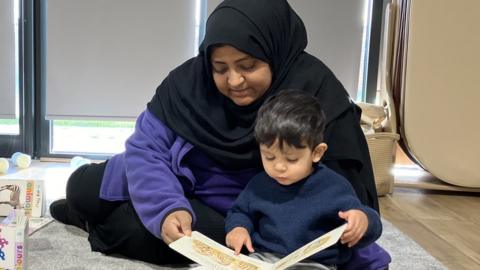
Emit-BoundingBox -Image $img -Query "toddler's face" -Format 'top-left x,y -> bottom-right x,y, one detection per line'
259,140 -> 326,185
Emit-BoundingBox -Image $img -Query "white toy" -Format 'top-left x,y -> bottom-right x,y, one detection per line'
70,156 -> 91,169
11,152 -> 32,169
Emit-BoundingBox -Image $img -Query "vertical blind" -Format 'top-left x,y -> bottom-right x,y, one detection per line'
45,0 -> 197,120
207,0 -> 367,98
0,0 -> 16,119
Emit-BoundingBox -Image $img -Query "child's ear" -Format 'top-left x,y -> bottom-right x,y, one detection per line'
312,143 -> 328,163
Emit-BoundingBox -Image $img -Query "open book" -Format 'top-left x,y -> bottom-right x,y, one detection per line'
169,224 -> 347,270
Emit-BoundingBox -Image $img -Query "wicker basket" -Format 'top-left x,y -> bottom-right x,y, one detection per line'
365,132 -> 400,196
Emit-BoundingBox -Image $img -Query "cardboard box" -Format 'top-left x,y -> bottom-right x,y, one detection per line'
0,179 -> 45,217
0,210 -> 28,270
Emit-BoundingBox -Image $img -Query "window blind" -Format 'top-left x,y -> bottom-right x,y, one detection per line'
45,0 -> 197,120
0,0 -> 16,119
289,0 -> 367,98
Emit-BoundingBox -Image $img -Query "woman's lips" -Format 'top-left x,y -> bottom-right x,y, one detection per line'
230,89 -> 249,97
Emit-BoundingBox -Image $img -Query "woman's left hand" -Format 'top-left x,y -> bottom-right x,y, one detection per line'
338,209 -> 368,247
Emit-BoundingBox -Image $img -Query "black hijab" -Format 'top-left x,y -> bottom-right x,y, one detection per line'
147,0 -> 352,170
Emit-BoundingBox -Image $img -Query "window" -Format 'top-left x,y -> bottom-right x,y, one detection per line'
51,120 -> 135,155
0,0 -> 23,158
0,0 -> 19,135
356,0 -> 374,101
41,0 -> 201,157
7,0 -> 382,159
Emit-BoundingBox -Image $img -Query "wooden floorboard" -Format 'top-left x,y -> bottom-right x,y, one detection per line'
387,145 -> 480,269
380,188 -> 480,270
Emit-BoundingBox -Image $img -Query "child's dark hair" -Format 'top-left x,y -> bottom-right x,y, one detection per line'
255,89 -> 326,150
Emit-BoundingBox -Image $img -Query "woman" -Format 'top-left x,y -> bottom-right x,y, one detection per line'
50,0 -> 379,265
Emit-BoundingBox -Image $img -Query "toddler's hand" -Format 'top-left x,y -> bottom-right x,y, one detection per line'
338,209 -> 368,247
161,210 -> 192,244
226,227 -> 254,255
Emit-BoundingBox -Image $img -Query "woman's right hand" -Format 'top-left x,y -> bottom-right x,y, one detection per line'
161,210 -> 192,244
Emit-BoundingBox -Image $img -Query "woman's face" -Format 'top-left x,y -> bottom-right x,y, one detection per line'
211,45 -> 272,106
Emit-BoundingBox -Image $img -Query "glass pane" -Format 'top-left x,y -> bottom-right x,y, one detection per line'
51,120 -> 134,155
0,118 -> 19,135
356,0 -> 373,102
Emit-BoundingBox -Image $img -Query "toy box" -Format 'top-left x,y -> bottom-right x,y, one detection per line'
0,179 -> 45,217
0,210 -> 28,270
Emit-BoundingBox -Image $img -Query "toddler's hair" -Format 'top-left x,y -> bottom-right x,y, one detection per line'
255,89 -> 326,150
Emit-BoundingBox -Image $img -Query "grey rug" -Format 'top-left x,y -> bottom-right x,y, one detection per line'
27,219 -> 446,270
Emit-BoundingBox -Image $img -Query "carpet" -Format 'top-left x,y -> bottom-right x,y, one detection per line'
27,219 -> 446,270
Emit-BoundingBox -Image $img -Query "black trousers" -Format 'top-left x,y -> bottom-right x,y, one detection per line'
66,162 -> 226,265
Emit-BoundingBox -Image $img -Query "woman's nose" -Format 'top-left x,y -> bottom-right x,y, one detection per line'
227,71 -> 245,88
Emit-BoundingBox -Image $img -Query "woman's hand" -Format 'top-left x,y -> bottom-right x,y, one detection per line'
226,227 -> 254,255
338,209 -> 368,247
161,210 -> 192,244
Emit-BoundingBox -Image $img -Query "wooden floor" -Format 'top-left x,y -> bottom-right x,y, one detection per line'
380,188 -> 480,270
380,147 -> 480,270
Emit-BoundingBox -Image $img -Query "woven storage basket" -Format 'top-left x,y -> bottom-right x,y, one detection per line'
365,132 -> 400,196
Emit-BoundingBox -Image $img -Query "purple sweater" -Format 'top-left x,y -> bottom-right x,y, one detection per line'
100,109 -> 259,238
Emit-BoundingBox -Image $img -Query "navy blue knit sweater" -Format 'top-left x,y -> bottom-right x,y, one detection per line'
225,164 -> 382,265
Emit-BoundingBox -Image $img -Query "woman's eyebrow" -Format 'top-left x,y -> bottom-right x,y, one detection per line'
234,56 -> 253,63
211,60 -> 226,65
211,56 -> 252,64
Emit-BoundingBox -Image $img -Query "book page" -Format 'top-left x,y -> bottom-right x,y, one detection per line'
170,232 -> 273,270
272,224 -> 347,270
170,224 -> 346,270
